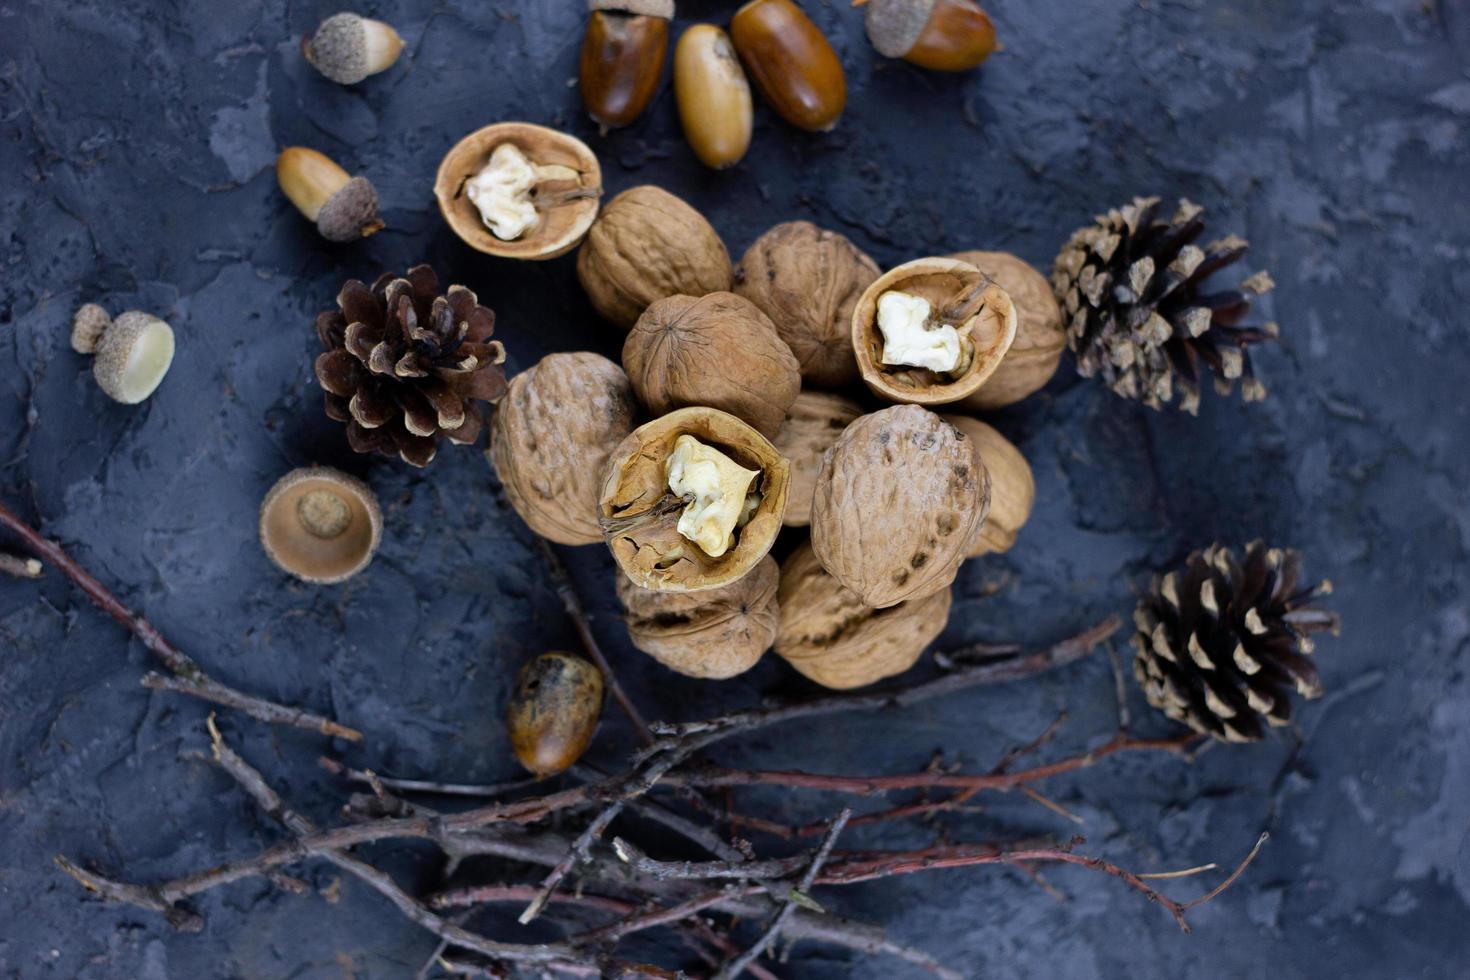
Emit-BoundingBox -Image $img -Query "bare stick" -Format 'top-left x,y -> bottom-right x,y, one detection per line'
0,499 -> 361,741
716,808 -> 852,979
613,838 -> 800,882
0,550 -> 42,578
320,756 -> 542,798
536,537 -> 653,746
519,800 -> 626,924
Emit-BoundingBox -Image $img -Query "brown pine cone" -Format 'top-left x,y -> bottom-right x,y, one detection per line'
314,265 -> 507,467
1053,197 -> 1279,413
1132,542 -> 1339,742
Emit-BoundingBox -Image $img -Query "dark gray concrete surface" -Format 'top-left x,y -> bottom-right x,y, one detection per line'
2,0 -> 1467,976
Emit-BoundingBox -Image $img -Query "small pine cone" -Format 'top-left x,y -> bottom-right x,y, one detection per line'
1053,197 -> 1280,413
314,265 -> 508,467
1132,542 -> 1339,743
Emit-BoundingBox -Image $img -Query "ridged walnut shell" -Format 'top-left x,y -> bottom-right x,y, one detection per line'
507,652 -> 604,777
950,250 -> 1066,409
733,221 -> 879,388
616,555 -> 778,679
622,292 -> 800,439
771,391 -> 863,527
852,257 -> 1017,405
435,122 -> 603,260
943,415 -> 1035,556
811,405 -> 989,607
577,185 -> 733,329
599,407 -> 789,593
491,352 -> 638,546
776,541 -> 951,689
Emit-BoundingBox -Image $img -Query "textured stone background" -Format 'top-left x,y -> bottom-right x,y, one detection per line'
2,0 -> 1467,976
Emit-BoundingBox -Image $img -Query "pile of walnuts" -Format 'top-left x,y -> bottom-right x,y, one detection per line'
492,184 -> 1061,690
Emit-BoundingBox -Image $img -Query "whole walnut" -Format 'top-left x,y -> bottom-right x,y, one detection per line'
943,415 -> 1035,556
616,555 -> 778,679
577,185 -> 733,329
733,221 -> 879,388
771,390 -> 863,527
775,542 -> 951,689
600,406 -> 789,593
950,250 -> 1066,409
622,292 -> 801,439
811,405 -> 989,607
491,353 -> 638,545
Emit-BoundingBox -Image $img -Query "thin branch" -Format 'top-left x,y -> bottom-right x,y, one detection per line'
0,549 -> 42,578
536,537 -> 653,746
715,808 -> 852,979
645,617 -> 1122,756
519,800 -> 627,924
319,756 -> 542,799
1181,833 -> 1269,909
0,499 -> 361,741
613,839 -> 801,882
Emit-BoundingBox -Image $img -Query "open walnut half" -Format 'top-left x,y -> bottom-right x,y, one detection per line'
851,257 -> 1017,405
599,407 -> 789,593
435,122 -> 603,260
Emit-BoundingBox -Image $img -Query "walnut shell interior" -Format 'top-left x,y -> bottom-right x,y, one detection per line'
852,257 -> 1017,405
775,541 -> 951,689
599,407 -> 788,593
435,122 -> 602,261
950,250 -> 1066,410
259,466 -> 382,584
616,555 -> 778,679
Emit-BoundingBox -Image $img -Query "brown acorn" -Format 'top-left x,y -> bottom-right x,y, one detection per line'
580,0 -> 673,130
730,0 -> 847,132
862,0 -> 997,72
507,652 -> 604,777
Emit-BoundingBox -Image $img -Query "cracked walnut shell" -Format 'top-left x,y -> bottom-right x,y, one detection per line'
622,291 -> 801,439
942,415 -> 1034,556
771,391 -> 863,527
950,250 -> 1066,410
733,221 -> 879,388
852,257 -> 1017,405
577,185 -> 733,329
599,407 -> 788,593
776,541 -> 951,689
811,405 -> 989,608
617,555 -> 778,679
491,352 -> 637,546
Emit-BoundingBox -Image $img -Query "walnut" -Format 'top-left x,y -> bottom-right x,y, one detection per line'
851,257 -> 1017,405
599,406 -> 789,593
775,541 -> 951,689
490,352 -> 637,546
950,250 -> 1066,409
577,185 -> 733,329
733,221 -> 879,388
811,405 -> 989,607
771,391 -> 863,527
622,292 -> 801,439
616,555 -> 778,679
943,415 -> 1035,556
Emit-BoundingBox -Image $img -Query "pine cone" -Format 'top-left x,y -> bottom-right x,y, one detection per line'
1132,542 -> 1339,743
1053,197 -> 1279,413
314,265 -> 507,467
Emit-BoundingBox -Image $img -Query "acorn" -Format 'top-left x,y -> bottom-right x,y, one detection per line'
861,0 -> 997,72
730,0 -> 846,133
70,304 -> 175,405
580,0 -> 673,130
259,467 -> 382,584
674,25 -> 753,170
301,12 -> 405,85
507,652 -> 605,777
276,147 -> 384,242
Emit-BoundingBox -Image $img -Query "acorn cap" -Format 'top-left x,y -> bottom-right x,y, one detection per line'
73,305 -> 176,404
259,466 -> 382,584
864,0 -> 937,58
317,175 -> 383,242
303,12 -> 405,84
589,0 -> 674,18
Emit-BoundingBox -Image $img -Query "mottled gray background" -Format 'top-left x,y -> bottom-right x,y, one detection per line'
2,0 -> 1467,977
